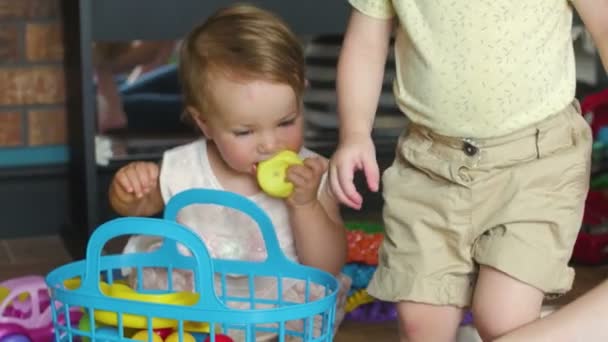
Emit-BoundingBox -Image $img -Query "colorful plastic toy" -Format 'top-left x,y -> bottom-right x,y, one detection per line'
203,334 -> 233,342
341,264 -> 375,290
164,331 -> 196,342
345,222 -> 384,234
46,189 -> 339,341
256,150 -> 303,198
566,90 -> 608,264
572,191 -> 608,264
344,289 -> 374,313
345,301 -> 475,325
346,230 -> 383,265
0,275 -> 82,342
131,330 -> 163,342
581,87 -> 608,139
149,328 -> 173,340
0,335 -> 30,342
64,278 -> 204,330
461,311 -> 474,326
77,313 -> 96,342
129,328 -> 208,342
344,301 -> 397,322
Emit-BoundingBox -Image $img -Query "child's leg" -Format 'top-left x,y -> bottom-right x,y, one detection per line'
468,101 -> 592,341
367,130 -> 476,341
396,302 -> 463,342
495,280 -> 608,342
472,265 -> 544,340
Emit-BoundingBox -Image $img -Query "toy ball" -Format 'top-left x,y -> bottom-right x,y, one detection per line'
153,328 -> 174,339
204,334 -> 234,342
131,330 -> 164,342
78,313 -> 97,342
165,331 -> 196,342
256,150 -> 303,198
0,335 -> 31,342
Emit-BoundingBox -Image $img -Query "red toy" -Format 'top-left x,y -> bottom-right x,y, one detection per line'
346,231 -> 383,265
204,334 -> 233,342
581,87 -> 608,138
572,191 -> 608,264
569,89 -> 608,264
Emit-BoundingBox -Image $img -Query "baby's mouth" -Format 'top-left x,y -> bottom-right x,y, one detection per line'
252,158 -> 268,173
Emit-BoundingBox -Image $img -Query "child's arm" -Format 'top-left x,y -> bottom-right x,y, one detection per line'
573,0 -> 608,71
286,157 -> 347,275
329,9 -> 393,209
337,8 -> 393,137
494,280 -> 608,342
109,161 -> 165,217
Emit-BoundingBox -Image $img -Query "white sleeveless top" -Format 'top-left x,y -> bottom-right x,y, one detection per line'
123,139 -> 323,266
121,141 -> 351,332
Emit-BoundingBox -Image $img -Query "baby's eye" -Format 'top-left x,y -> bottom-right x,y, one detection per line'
278,119 -> 296,127
233,130 -> 252,137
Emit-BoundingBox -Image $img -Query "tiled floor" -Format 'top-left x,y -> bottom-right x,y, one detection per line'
1,235 -> 607,341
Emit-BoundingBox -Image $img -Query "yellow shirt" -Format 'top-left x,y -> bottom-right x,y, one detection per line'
349,0 -> 576,138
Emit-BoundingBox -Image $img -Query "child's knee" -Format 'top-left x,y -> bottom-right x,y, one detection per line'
396,302 -> 462,342
397,311 -> 425,339
473,315 -> 513,341
472,303 -> 538,341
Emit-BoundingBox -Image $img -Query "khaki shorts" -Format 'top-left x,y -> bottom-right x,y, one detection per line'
367,101 -> 592,307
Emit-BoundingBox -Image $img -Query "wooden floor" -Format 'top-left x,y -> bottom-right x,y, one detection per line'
1,235 -> 607,341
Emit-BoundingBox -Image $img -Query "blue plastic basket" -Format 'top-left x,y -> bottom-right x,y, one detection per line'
46,189 -> 339,342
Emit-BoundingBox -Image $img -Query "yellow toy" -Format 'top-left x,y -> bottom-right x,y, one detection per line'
165,331 -> 196,342
256,150 -> 303,198
131,330 -> 163,342
63,278 -> 209,332
345,289 -> 375,313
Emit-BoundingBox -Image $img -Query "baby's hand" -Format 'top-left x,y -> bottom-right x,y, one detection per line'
112,161 -> 160,201
286,157 -> 328,207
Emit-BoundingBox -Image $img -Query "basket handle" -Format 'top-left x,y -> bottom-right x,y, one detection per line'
81,217 -> 225,309
161,189 -> 291,266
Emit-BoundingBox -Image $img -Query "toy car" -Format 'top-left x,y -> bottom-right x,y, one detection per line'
0,275 -> 82,342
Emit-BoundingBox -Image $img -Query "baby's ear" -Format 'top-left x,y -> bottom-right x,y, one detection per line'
304,79 -> 310,88
185,105 -> 201,119
185,106 -> 211,138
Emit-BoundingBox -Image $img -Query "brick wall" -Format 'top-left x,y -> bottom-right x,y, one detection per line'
0,0 -> 66,151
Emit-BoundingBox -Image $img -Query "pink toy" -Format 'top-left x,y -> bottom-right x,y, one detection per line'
0,275 -> 82,342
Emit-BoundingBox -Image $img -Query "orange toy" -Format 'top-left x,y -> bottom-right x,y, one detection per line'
346,230 -> 383,265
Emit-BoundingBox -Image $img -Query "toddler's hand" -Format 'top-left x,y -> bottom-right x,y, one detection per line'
329,133 -> 379,210
286,157 -> 328,207
111,161 -> 160,202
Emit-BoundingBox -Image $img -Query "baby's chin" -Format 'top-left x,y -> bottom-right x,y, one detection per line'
225,163 -> 257,177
